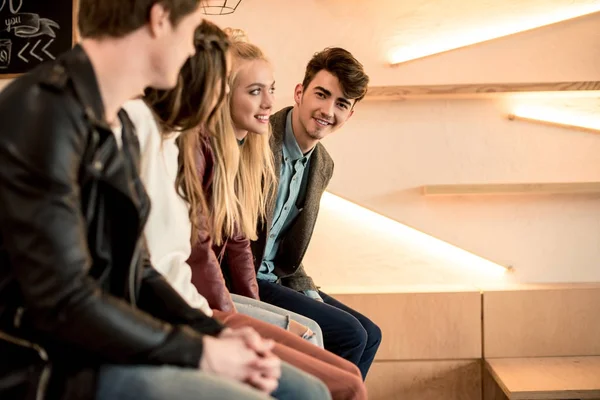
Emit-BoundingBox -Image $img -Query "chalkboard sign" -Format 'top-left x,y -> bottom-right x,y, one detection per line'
0,0 -> 75,78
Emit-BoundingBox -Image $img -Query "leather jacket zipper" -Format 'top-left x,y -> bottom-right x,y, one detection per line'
127,240 -> 141,307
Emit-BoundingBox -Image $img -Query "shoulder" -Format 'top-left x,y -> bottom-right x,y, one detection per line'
0,63 -> 76,130
0,65 -> 86,177
315,142 -> 334,172
269,106 -> 293,137
122,99 -> 161,152
269,107 -> 291,124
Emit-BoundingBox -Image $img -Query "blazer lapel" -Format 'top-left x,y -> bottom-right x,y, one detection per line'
277,144 -> 328,270
300,145 -> 328,211
265,107 -> 290,233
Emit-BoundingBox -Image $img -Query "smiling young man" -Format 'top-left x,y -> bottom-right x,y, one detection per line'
251,47 -> 382,379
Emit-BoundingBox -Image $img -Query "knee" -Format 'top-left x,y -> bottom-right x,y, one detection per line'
347,362 -> 362,379
328,314 -> 369,352
345,321 -> 368,350
364,319 -> 382,348
338,372 -> 368,400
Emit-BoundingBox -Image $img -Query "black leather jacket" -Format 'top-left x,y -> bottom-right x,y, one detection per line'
0,45 -> 223,399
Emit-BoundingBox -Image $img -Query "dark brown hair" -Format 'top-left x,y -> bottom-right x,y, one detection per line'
79,0 -> 203,38
302,47 -> 369,103
144,20 -> 230,242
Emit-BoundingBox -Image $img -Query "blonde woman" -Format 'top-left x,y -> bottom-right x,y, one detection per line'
187,30 -> 323,347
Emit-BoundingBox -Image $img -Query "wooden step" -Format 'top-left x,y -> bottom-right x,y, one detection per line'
484,357 -> 600,399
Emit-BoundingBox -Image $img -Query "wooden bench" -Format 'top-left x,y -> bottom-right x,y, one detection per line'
331,290 -> 483,400
482,285 -> 600,359
482,285 -> 600,400
484,357 -> 600,400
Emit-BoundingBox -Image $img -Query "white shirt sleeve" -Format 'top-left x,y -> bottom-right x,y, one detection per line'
122,99 -> 212,316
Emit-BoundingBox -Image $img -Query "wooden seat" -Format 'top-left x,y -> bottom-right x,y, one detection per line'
484,357 -> 600,400
332,290 -> 483,400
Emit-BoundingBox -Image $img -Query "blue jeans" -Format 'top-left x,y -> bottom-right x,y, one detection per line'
257,280 -> 382,380
96,361 -> 330,400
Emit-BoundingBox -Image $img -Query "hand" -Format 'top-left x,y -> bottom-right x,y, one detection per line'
199,334 -> 280,394
246,351 -> 281,394
219,327 -> 275,356
288,320 -> 314,340
200,335 -> 258,381
220,328 -> 280,392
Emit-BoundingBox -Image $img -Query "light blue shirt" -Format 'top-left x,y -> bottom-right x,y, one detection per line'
258,110 -> 314,284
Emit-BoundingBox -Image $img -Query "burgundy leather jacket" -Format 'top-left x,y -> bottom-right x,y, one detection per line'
187,137 -> 259,312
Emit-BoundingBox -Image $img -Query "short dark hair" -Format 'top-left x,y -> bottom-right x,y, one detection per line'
79,0 -> 203,39
302,47 -> 369,103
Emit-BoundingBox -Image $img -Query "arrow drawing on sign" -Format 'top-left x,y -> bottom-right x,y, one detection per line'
29,40 -> 42,61
17,39 -> 55,63
42,39 -> 55,60
18,42 -> 29,63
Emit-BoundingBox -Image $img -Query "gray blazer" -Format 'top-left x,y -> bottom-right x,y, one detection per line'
251,106 -> 334,292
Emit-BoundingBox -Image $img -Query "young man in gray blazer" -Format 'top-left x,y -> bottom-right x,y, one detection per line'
252,47 -> 382,379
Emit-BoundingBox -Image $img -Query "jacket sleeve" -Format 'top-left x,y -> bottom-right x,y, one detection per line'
0,88 -> 205,368
280,263 -> 318,292
187,213 -> 236,312
221,231 -> 260,300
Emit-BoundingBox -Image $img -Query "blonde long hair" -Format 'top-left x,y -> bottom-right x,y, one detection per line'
209,29 -> 276,245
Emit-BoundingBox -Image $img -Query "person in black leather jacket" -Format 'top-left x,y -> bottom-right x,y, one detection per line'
0,1 -> 281,400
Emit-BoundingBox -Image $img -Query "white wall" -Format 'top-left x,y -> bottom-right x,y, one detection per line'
208,0 -> 600,104
319,98 -> 600,285
2,1 -> 599,287
210,1 -> 600,286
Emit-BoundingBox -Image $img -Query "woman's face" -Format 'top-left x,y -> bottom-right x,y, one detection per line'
229,59 -> 275,139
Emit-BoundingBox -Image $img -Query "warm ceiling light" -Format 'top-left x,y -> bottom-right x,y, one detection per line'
320,192 -> 508,277
201,0 -> 243,15
388,7 -> 600,65
510,105 -> 600,133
